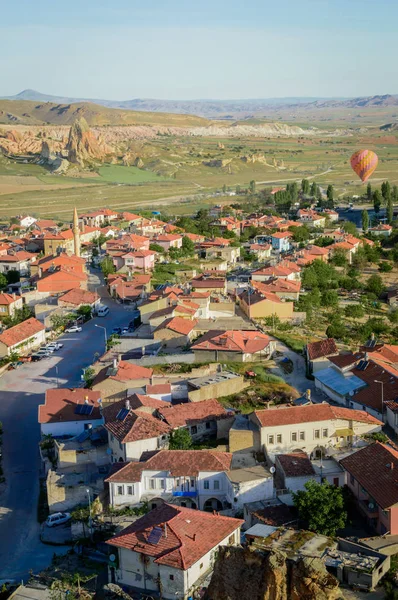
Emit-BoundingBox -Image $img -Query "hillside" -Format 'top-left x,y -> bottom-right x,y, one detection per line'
0,99 -> 209,127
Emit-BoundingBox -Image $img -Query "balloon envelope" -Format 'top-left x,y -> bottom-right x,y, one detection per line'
350,150 -> 378,182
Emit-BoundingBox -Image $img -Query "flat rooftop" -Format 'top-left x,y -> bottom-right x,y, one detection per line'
227,464 -> 272,484
188,371 -> 241,388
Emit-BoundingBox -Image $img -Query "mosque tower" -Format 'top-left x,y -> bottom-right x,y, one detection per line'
72,207 -> 81,257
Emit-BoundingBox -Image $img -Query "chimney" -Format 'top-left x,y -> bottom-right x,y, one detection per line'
391,463 -> 394,470
125,398 -> 130,410
113,357 -> 118,369
193,533 -> 196,541
371,332 -> 375,341
164,523 -> 167,538
84,396 -> 89,404
306,389 -> 311,403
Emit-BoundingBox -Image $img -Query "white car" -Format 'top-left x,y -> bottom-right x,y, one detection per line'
45,512 -> 71,528
65,325 -> 82,333
46,342 -> 64,351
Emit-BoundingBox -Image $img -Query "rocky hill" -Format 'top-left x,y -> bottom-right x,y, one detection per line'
66,117 -> 111,165
204,546 -> 341,600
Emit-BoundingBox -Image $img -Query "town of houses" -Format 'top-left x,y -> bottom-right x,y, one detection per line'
1,202 -> 398,599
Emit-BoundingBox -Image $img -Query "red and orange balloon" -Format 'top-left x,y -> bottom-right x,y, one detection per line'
350,149 -> 378,182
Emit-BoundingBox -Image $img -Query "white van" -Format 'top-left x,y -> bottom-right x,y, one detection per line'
97,305 -> 109,317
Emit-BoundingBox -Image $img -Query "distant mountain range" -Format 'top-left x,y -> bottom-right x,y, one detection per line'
2,89 -> 398,119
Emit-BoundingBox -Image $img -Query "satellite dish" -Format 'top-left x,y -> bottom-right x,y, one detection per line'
109,554 -> 116,562
270,466 -> 276,474
106,448 -> 112,455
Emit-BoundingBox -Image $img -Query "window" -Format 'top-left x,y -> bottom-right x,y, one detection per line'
149,479 -> 156,490
228,534 -> 235,544
110,434 -> 114,442
119,441 -> 123,451
276,434 -> 282,444
214,480 -> 220,490
206,422 -> 211,430
117,486 -> 124,495
190,479 -> 195,488
350,474 -> 355,485
191,425 -> 198,434
200,563 -> 204,569
322,429 -> 328,438
299,431 -> 305,441
204,480 -> 210,490
314,430 -> 320,439
169,574 -> 174,581
158,479 -> 165,489
127,486 -> 134,495
268,435 -> 274,445
291,432 -> 297,442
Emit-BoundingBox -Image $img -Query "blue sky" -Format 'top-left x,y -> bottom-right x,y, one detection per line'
1,0 -> 397,100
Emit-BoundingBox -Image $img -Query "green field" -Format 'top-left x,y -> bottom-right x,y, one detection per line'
97,165 -> 168,184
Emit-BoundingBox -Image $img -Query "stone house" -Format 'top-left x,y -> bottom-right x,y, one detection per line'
0,293 -> 23,320
153,316 -> 198,349
0,317 -> 46,357
107,503 -> 243,600
305,338 -> 338,374
191,330 -> 275,363
92,360 -> 154,402
238,288 -> 293,321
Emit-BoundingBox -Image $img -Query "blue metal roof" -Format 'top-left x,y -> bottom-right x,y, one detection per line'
315,367 -> 366,397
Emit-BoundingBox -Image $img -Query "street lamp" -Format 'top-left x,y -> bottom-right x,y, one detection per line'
374,380 -> 384,419
86,488 -> 93,540
95,324 -> 107,351
55,365 -> 59,388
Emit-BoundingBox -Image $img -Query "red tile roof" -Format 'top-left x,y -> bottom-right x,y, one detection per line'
192,330 -> 271,354
351,360 -> 398,413
340,443 -> 398,509
0,293 -> 19,306
106,449 -> 232,483
126,393 -> 171,411
154,316 -> 198,336
103,398 -> 171,443
158,398 -> 228,428
276,452 -> 315,478
110,361 -> 153,382
38,388 -> 102,423
0,317 -> 44,348
307,338 -> 338,360
58,288 -> 98,306
254,404 -> 382,428
253,279 -> 301,294
107,503 -> 243,570
146,383 -> 171,395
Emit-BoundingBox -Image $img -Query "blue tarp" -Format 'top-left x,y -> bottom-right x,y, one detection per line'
315,367 -> 366,397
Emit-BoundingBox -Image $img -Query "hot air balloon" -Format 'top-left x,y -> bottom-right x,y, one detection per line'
350,149 -> 378,182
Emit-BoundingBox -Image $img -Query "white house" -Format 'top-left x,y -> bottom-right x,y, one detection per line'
107,503 -> 243,600
0,317 -> 46,358
38,389 -> 103,437
19,215 -> 37,229
250,404 -> 382,462
275,452 -> 346,495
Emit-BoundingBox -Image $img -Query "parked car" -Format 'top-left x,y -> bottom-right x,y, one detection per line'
65,325 -> 82,333
46,342 -> 64,351
45,512 -> 71,528
121,327 -> 129,335
31,351 -> 49,361
111,327 -> 122,335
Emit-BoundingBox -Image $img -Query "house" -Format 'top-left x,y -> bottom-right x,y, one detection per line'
0,317 -> 46,357
296,245 -> 330,266
38,389 -> 103,437
340,442 -> 398,535
0,251 -> 36,276
192,330 -> 275,363
271,232 -> 292,253
297,209 -> 326,228
35,267 -> 88,294
238,288 -> 294,321
31,253 -> 87,277
107,503 -> 243,600
157,398 -> 233,442
92,360 -> 154,402
119,250 -> 156,272
153,316 -> 198,349
0,293 -> 23,320
103,397 -> 171,461
252,278 -> 301,301
148,304 -> 200,331
200,242 -> 241,265
57,288 -> 100,311
152,234 -> 183,251
369,223 -> 392,237
323,209 -> 339,222
79,208 -> 119,228
106,449 -> 233,511
190,274 -> 227,295
248,244 -> 272,261
18,215 -> 37,229
306,338 -> 338,374
274,451 -> 345,494
251,264 -> 300,282
249,403 -> 382,461
187,371 -> 249,403
34,219 -> 58,232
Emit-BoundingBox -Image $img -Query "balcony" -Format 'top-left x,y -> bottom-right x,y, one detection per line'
359,499 -> 378,518
172,490 -> 197,498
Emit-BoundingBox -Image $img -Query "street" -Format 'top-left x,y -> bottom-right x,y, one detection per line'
0,273 -> 131,580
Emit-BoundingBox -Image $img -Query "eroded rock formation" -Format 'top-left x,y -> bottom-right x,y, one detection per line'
204,546 -> 341,600
66,117 -> 111,165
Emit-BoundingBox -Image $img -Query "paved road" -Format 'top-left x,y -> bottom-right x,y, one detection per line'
0,274 -> 132,580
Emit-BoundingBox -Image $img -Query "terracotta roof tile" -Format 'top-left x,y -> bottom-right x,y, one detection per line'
58,289 -> 98,306
0,317 -> 44,348
254,404 -> 382,428
307,338 -> 338,360
158,398 -> 228,428
103,398 -> 171,443
276,452 -> 315,477
107,503 -> 243,570
192,330 -> 271,354
154,316 -> 198,336
38,388 -> 102,423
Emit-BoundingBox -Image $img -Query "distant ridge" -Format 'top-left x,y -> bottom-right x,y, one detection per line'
2,90 -> 398,119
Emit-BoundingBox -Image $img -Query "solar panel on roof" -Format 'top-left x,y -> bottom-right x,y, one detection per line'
368,339 -> 376,348
76,430 -> 90,443
147,526 -> 163,545
116,408 -> 130,421
356,360 -> 365,371
75,404 -> 84,415
75,403 -> 94,416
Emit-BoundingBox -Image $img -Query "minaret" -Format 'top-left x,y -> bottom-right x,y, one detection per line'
72,207 -> 81,257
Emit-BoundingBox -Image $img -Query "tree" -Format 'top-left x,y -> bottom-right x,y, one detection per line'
310,181 -> 317,197
367,182 -> 372,201
249,180 -> 256,194
373,190 -> 382,214
83,366 -> 95,388
149,243 -> 164,253
169,428 -> 192,450
181,236 -> 195,255
345,304 -> 364,319
342,220 -> 357,236
0,273 -> 6,289
362,209 -> 369,232
290,225 -> 310,243
381,180 -> 391,203
393,185 -> 398,203
388,309 -> 398,324
222,184 -> 227,194
326,184 -> 334,202
366,274 -> 385,297
321,290 -> 339,307
331,248 -> 348,267
301,179 -> 310,195
293,480 -> 347,536
100,256 -> 115,277
6,270 -> 20,285
387,196 -> 394,225
380,261 -> 393,273
326,321 -> 346,340
77,305 -> 92,321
